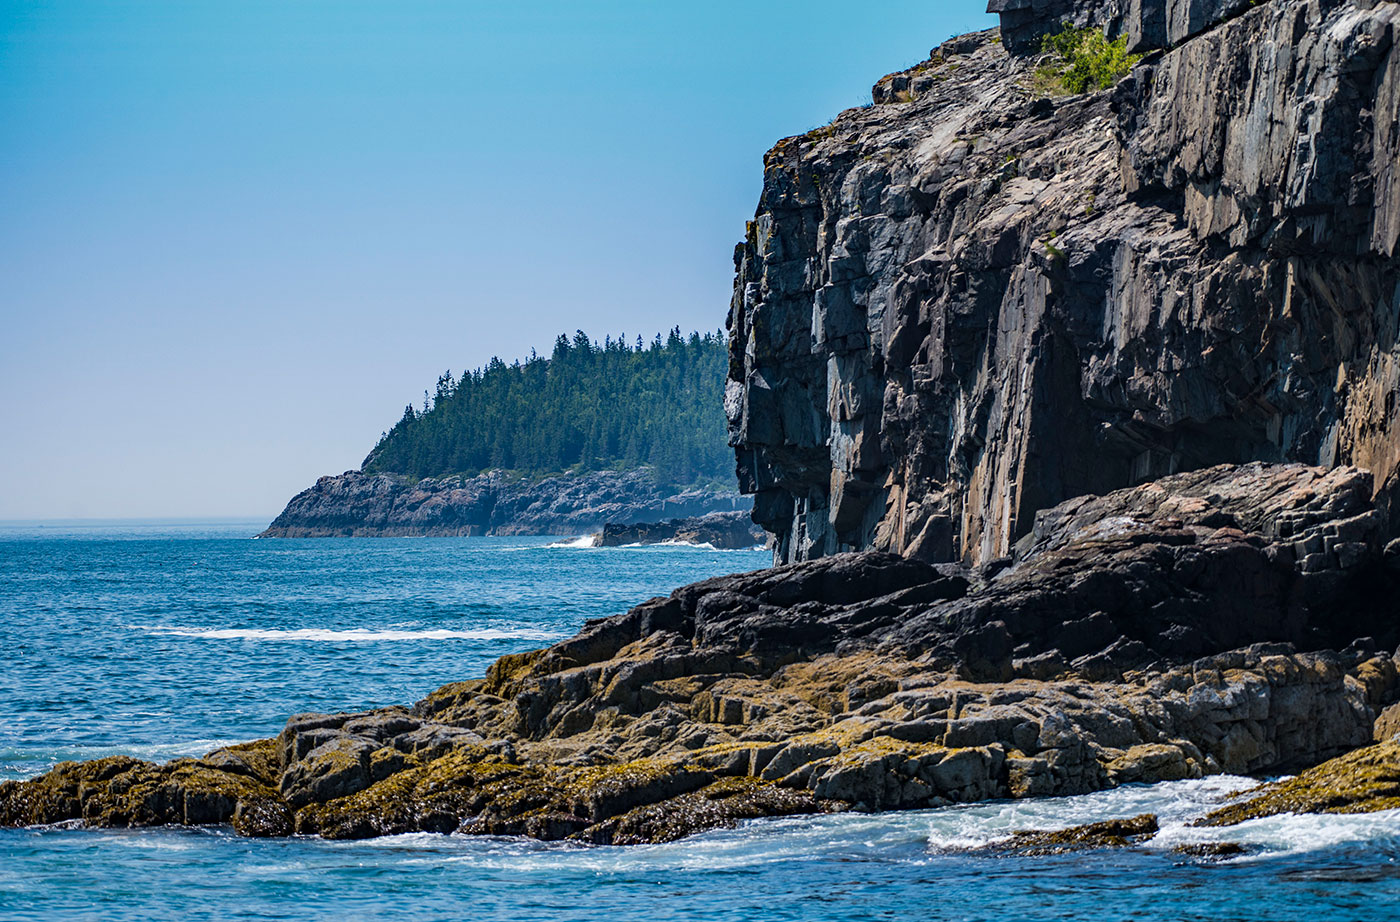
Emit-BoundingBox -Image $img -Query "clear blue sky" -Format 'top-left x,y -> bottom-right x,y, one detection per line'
0,0 -> 995,519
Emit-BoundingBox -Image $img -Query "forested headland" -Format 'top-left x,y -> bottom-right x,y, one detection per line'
362,329 -> 734,487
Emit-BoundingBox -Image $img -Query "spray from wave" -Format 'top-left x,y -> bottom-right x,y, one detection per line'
543,535 -> 597,549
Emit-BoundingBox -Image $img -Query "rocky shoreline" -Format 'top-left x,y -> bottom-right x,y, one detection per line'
258,469 -> 748,538
5,464 -> 1398,843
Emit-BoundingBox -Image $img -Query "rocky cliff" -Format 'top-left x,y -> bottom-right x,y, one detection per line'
259,469 -> 747,538
8,0 -> 1400,847
728,0 -> 1400,565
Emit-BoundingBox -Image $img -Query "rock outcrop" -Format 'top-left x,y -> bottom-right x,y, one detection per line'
592,511 -> 767,549
7,464 -> 1399,841
991,813 -> 1160,854
727,0 -> 1400,566
1197,736 -> 1400,825
259,469 -> 747,538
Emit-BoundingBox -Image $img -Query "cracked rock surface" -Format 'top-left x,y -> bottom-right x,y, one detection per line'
728,0 -> 1400,567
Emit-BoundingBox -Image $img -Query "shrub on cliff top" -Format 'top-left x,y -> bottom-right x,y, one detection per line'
1035,26 -> 1140,95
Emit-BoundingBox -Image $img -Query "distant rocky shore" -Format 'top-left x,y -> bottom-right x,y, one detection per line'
259,469 -> 748,538
591,512 -> 766,550
6,464 -> 1398,843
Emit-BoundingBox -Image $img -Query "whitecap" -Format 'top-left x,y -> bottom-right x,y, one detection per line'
1,739 -> 245,782
920,774 -> 1258,851
135,626 -> 566,642
543,535 -> 598,549
1153,807 -> 1400,859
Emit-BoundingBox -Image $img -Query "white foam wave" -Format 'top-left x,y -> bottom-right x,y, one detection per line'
544,535 -> 598,549
1152,806 -> 1400,859
1,739 -> 243,782
920,774 -> 1257,851
343,776 -> 1400,872
547,537 -> 765,551
137,626 -> 565,643
615,540 -> 721,550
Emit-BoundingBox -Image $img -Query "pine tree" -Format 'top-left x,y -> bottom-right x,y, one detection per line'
361,329 -> 734,488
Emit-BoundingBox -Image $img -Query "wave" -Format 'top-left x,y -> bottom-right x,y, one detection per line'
544,535 -> 598,549
612,540 -> 767,552
544,536 -> 766,552
1,739 -> 242,782
135,626 -> 566,643
318,776 -> 1400,875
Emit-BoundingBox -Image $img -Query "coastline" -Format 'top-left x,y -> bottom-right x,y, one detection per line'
258,468 -> 749,539
6,464 -> 1397,845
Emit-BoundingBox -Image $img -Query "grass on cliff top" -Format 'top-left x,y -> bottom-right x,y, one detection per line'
1034,26 -> 1140,95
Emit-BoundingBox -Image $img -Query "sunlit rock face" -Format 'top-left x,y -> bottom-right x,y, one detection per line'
726,0 -> 1400,566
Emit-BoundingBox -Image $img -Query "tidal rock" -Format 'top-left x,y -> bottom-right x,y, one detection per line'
259,468 -> 748,538
591,511 -> 767,549
0,754 -> 285,835
991,813 -> 1160,854
1377,701 -> 1400,741
9,465 -> 1399,841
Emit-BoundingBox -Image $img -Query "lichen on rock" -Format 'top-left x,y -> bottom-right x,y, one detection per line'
1197,739 -> 1400,827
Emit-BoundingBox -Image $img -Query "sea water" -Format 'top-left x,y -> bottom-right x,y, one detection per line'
2,522 -> 1396,920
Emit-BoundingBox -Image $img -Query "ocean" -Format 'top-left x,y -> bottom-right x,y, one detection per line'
2,521 -> 1396,920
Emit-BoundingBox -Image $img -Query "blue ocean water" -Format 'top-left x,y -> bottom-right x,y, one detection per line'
2,521 -> 1397,921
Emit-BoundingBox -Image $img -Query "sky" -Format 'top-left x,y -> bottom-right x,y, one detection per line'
0,0 -> 996,520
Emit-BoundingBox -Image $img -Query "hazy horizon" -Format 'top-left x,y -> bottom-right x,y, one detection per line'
1,1 -> 995,519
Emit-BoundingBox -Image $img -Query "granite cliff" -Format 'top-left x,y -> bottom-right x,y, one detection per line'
728,0 -> 1400,566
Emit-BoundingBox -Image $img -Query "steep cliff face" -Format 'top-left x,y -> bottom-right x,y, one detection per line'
727,0 -> 1400,566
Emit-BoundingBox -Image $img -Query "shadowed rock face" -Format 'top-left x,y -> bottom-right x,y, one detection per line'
6,464 -> 1398,841
988,0 -> 1261,54
728,0 -> 1400,566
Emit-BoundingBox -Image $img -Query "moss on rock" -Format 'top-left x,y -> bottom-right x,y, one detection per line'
0,755 -> 283,831
581,777 -> 840,845
994,813 -> 1159,854
1197,739 -> 1400,827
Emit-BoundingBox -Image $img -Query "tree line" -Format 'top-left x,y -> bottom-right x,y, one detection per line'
362,328 -> 735,487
